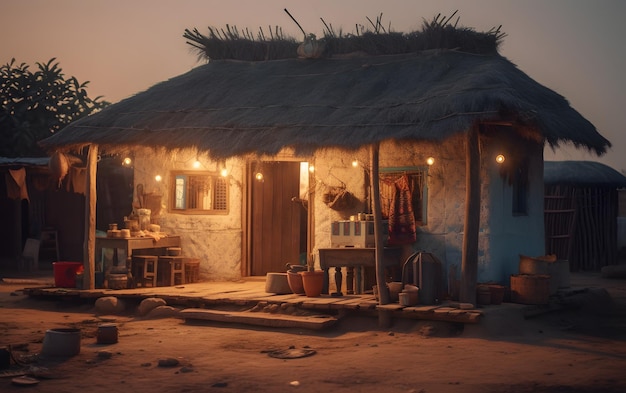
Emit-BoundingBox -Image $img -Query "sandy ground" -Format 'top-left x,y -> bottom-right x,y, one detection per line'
1,274 -> 625,393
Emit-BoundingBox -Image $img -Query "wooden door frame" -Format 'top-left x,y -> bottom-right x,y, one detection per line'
241,157 -> 314,277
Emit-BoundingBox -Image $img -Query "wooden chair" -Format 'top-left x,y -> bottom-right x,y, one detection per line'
158,256 -> 185,286
131,255 -> 158,288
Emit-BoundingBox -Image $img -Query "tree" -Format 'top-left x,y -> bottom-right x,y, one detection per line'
0,58 -> 109,157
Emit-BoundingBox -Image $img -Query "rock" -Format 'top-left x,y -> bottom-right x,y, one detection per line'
97,350 -> 113,359
146,305 -> 180,319
158,357 -> 180,367
95,297 -> 126,315
138,297 -> 167,315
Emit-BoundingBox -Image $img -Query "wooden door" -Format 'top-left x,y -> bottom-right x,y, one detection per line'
250,161 -> 304,276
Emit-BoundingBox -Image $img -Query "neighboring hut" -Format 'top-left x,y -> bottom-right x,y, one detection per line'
0,156 -> 132,269
40,14 -> 610,303
544,161 -> 626,271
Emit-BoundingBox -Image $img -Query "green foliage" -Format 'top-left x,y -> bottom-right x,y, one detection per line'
0,58 -> 109,157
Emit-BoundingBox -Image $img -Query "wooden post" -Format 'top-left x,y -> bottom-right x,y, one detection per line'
460,126 -> 480,305
370,143 -> 390,305
83,145 -> 98,290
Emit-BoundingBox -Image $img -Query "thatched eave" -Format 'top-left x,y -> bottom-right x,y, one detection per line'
544,161 -> 626,188
40,50 -> 610,159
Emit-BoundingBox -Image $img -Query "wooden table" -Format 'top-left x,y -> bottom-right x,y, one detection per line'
318,247 -> 402,295
96,235 -> 181,270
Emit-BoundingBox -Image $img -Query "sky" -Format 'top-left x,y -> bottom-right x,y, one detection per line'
2,0 -> 625,172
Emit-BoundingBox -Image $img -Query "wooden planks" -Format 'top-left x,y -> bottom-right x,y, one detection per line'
180,308 -> 337,330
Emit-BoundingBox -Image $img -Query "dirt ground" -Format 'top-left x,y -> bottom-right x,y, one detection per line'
1,273 -> 625,393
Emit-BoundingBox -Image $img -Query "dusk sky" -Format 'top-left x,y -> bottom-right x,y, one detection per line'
2,0 -> 624,172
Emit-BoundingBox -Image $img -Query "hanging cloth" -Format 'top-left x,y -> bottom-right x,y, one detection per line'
5,168 -> 30,202
387,174 -> 416,245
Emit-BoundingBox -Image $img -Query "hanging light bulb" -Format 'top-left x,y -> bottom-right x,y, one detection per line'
220,167 -> 229,177
255,172 -> 264,181
426,157 -> 435,166
193,159 -> 201,169
308,165 -> 315,173
352,159 -> 359,168
155,174 -> 162,182
122,157 -> 132,166
495,154 -> 505,164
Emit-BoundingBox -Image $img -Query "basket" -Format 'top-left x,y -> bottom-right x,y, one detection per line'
510,274 -> 550,305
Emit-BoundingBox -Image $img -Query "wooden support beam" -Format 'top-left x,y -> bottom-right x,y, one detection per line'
370,143 -> 390,305
460,126 -> 480,305
83,145 -> 98,290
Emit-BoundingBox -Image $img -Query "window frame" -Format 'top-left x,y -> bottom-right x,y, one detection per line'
169,170 -> 229,215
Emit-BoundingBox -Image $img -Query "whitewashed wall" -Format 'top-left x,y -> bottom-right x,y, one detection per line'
311,134 -> 545,292
134,148 -> 244,281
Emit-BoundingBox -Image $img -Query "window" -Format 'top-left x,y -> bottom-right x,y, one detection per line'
379,167 -> 427,226
170,171 -> 228,214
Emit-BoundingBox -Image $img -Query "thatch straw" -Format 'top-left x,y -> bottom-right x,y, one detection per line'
544,161 -> 626,187
184,12 -> 506,61
40,48 -> 610,159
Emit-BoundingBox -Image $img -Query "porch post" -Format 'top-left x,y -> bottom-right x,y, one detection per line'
460,126 -> 480,305
370,143 -> 390,305
83,144 -> 98,290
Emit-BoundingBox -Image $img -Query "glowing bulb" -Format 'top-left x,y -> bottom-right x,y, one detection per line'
495,154 -> 505,164
220,168 -> 228,177
352,159 -> 359,168
255,172 -> 264,181
426,157 -> 435,166
122,157 -> 132,166
308,165 -> 315,173
193,160 -> 201,168
155,174 -> 162,182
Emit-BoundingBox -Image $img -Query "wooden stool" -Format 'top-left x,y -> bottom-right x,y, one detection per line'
184,258 -> 200,283
158,256 -> 185,286
132,255 -> 158,288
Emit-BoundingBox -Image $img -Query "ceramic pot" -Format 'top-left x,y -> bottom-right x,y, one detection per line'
300,270 -> 325,297
287,271 -> 305,295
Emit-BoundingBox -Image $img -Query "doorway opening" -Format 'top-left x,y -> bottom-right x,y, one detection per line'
248,160 -> 310,276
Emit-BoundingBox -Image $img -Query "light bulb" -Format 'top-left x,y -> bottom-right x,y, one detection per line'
496,154 -> 505,164
426,157 -> 435,166
255,172 -> 264,181
155,174 -> 162,182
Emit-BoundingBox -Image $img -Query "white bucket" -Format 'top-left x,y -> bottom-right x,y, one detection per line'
41,328 -> 81,357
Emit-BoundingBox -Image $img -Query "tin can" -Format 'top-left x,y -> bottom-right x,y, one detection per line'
97,323 -> 118,344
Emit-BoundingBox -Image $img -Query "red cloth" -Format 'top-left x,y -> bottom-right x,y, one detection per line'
387,174 -> 416,245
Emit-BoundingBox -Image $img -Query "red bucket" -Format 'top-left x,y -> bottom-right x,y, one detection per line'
53,262 -> 84,288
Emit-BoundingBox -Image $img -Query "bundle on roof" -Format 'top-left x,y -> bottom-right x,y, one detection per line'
184,11 -> 506,61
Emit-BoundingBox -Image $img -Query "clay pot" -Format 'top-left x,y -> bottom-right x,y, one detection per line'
300,270 -> 325,297
287,271 -> 305,295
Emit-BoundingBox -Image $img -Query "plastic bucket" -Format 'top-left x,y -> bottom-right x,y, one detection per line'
41,328 -> 81,357
53,262 -> 84,288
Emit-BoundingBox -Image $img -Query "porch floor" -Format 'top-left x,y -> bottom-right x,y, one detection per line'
11,273 -> 613,328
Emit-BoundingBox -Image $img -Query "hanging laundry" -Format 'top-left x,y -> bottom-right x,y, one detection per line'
6,168 -> 29,201
387,174 -> 416,245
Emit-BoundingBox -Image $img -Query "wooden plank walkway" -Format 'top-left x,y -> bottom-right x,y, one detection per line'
22,280 -> 483,324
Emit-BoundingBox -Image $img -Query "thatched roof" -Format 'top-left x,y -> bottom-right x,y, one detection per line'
544,161 -> 626,188
40,49 -> 609,159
